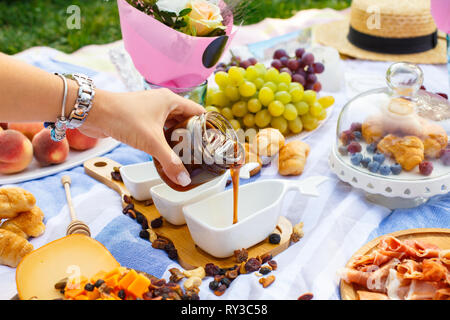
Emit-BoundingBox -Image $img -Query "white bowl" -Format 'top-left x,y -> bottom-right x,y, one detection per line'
183,176 -> 328,258
119,161 -> 163,201
150,173 -> 229,225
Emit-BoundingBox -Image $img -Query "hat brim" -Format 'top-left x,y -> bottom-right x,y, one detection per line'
314,19 -> 447,64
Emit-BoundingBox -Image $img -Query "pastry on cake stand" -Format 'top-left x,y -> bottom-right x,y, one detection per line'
330,62 -> 450,209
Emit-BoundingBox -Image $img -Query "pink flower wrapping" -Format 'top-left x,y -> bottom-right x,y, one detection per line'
117,0 -> 236,88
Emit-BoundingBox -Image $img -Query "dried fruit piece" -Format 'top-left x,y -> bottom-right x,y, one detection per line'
225,269 -> 238,280
268,233 -> 281,244
234,248 -> 248,263
123,195 -> 132,204
169,268 -> 185,283
151,238 -> 169,250
245,258 -> 261,273
298,292 -> 314,300
260,253 -> 272,264
205,263 -> 220,277
239,262 -> 247,274
183,267 -> 205,279
122,203 -> 134,215
214,284 -> 227,296
111,171 -> 122,182
139,229 -> 149,240
209,280 -> 220,290
291,222 -> 304,243
268,260 -> 277,271
151,217 -> 163,228
259,275 -> 275,288
259,266 -> 272,275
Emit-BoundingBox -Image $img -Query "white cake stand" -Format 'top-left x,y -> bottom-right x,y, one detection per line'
329,144 -> 450,209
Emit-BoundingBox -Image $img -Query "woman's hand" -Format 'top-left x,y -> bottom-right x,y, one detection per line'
82,88 -> 205,187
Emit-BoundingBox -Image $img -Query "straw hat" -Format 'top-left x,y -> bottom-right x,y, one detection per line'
315,0 -> 447,64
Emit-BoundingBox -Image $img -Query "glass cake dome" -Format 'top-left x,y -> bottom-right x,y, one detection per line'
335,62 -> 450,182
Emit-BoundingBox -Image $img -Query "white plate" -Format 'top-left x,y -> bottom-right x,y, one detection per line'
0,138 -> 120,185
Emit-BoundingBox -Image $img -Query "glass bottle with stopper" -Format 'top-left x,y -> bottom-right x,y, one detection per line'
153,111 -> 244,192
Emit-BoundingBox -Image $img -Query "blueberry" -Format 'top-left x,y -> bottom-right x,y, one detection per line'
391,163 -> 402,175
366,143 -> 377,154
353,131 -> 362,140
338,145 -> 348,156
361,157 -> 371,168
379,164 -> 391,176
373,153 -> 385,164
368,161 -> 380,173
351,153 -> 363,166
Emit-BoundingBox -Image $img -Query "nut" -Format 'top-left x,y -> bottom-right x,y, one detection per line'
291,222 -> 304,243
183,266 -> 206,279
147,228 -> 158,243
169,268 -> 185,283
239,262 -> 247,274
234,248 -> 248,263
183,276 -> 202,290
259,275 -> 275,288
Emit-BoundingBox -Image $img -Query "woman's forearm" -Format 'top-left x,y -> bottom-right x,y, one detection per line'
0,53 -> 80,122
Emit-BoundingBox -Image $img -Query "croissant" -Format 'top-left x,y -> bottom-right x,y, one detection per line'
377,135 -> 424,171
361,115 -> 384,144
0,187 -> 36,219
0,229 -> 33,268
0,206 -> 45,239
420,119 -> 448,158
253,128 -> 285,157
278,140 -> 310,176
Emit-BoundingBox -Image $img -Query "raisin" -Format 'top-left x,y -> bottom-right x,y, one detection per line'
259,266 -> 271,275
209,280 -> 219,291
244,258 -> 261,273
139,230 -> 150,240
163,243 -> 175,252
84,283 -> 95,292
141,218 -> 149,230
269,233 -> 281,244
268,260 -> 278,270
118,289 -> 126,299
123,195 -> 132,204
94,279 -> 105,288
225,269 -> 238,280
151,217 -> 163,228
126,209 -> 137,219
167,249 -> 178,260
298,293 -> 314,300
260,253 -> 272,264
152,238 -> 169,249
221,278 -> 231,288
122,203 -> 134,214
135,212 -> 145,224
205,263 -> 220,277
111,171 -> 122,182
214,284 -> 227,296
234,248 -> 248,263
218,268 -> 226,275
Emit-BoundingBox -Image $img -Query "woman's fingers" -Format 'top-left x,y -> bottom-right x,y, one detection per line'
167,90 -> 205,119
152,131 -> 191,187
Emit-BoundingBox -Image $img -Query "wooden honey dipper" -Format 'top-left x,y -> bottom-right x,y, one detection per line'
61,175 -> 91,236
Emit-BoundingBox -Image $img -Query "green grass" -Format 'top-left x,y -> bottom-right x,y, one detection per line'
0,0 -> 350,55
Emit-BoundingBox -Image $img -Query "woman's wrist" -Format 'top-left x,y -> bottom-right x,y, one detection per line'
81,88 -> 117,136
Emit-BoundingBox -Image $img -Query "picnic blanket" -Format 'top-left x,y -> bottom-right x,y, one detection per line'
0,9 -> 449,300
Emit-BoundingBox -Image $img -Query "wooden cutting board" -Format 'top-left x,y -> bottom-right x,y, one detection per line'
84,157 -> 293,270
340,228 -> 450,300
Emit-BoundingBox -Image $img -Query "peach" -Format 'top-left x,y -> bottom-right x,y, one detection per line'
32,129 -> 69,166
0,129 -> 33,174
66,128 -> 98,151
8,122 -> 44,140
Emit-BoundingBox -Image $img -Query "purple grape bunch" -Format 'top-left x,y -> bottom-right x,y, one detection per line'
271,48 -> 324,92
215,53 -> 257,74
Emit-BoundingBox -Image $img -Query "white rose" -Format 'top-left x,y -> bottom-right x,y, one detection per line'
187,0 -> 224,36
156,0 -> 189,14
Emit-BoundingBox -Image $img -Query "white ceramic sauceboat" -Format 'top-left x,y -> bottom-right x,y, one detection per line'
183,176 -> 328,258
